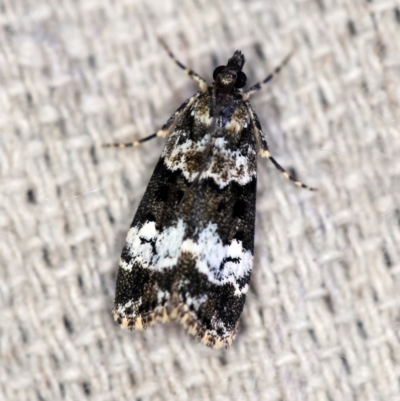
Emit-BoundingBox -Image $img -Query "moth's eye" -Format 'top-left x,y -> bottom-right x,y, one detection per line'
234,71 -> 247,88
213,65 -> 225,80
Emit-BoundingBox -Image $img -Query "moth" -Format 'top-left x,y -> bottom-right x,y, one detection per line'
105,40 -> 315,349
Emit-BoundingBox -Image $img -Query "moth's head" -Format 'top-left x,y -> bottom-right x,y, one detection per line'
213,50 -> 247,94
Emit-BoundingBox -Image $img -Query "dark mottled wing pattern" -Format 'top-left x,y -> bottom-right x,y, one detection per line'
113,89 -> 257,348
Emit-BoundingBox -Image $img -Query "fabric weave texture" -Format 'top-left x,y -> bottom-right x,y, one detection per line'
1,0 -> 400,400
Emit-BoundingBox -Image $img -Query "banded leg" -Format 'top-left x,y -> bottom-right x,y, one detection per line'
248,106 -> 316,191
242,51 -> 294,100
102,133 -> 157,149
158,37 -> 209,92
103,93 -> 200,149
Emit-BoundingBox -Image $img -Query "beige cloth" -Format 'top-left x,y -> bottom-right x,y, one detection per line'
2,0 -> 400,400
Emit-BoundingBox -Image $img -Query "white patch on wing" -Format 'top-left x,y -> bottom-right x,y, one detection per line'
162,132 -> 210,182
200,137 -> 256,187
118,299 -> 139,317
122,220 -> 185,271
153,220 -> 186,269
162,133 -> 256,187
180,222 -> 252,295
157,290 -> 170,303
186,294 -> 209,309
121,220 -> 252,295
122,222 -> 156,269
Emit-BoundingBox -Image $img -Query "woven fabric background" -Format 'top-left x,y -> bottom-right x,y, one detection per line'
1,0 -> 400,400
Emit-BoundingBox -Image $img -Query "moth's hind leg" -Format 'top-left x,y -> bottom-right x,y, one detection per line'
158,37 -> 208,92
263,152 -> 316,191
248,106 -> 317,191
102,93 -> 200,149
